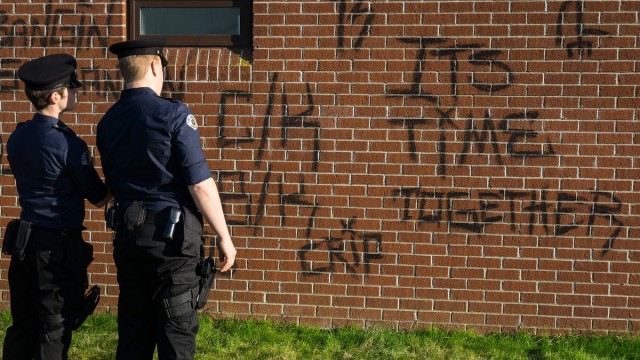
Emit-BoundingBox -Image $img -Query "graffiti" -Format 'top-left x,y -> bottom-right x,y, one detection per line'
281,82 -> 320,171
556,1 -> 611,59
217,163 -> 319,240
336,0 -> 375,51
384,38 -> 519,176
386,38 -> 514,103
388,118 -> 434,162
384,37 -> 560,176
217,171 -> 252,226
217,91 -> 254,148
0,1 -> 111,49
0,0 -> 189,99
459,109 -> 555,161
279,172 -> 318,239
389,108 -> 556,177
0,0 -> 632,279
392,188 -> 624,252
164,63 -> 187,102
0,59 -> 21,93
298,217 -> 383,276
216,72 -> 320,170
79,69 -> 120,97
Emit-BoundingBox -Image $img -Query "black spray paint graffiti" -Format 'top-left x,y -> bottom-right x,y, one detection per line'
384,38 -> 548,176
556,1 -> 612,59
392,188 -> 623,254
0,1 -> 628,275
336,0 -> 375,51
457,110 -> 556,162
0,1 -> 111,49
298,217 -> 383,276
393,109 -> 557,175
0,0 -> 189,99
215,141 -> 383,276
0,58 -> 21,93
387,38 -> 514,102
217,72 -> 320,171
216,83 -> 384,275
279,172 -> 319,239
0,0 -> 108,93
217,164 -> 319,238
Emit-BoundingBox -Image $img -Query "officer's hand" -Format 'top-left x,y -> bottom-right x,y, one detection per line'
216,237 -> 237,272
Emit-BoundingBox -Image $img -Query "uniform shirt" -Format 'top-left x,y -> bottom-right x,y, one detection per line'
7,113 -> 108,230
97,87 -> 211,212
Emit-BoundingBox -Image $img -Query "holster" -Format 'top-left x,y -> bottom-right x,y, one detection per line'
3,220 -> 33,261
196,257 -> 216,309
2,219 -> 20,256
71,285 -> 100,330
124,201 -> 146,230
105,203 -> 120,230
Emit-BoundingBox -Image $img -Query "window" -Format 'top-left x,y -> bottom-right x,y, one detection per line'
128,0 -> 252,47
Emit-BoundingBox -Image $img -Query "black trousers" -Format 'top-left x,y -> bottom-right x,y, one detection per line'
2,230 -> 87,360
113,212 -> 202,360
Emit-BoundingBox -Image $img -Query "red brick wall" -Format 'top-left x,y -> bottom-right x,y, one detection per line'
1,0 -> 639,334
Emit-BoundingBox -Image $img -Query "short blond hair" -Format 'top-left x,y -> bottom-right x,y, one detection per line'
118,55 -> 155,82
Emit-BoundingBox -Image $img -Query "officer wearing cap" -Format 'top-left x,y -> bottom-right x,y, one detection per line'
97,39 -> 236,360
3,54 -> 111,359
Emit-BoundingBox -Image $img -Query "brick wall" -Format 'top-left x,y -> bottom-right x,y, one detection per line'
0,0 -> 639,334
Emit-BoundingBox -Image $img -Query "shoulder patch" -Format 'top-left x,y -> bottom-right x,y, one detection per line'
186,114 -> 198,130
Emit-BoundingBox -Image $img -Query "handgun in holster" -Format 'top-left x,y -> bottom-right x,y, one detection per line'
105,203 -> 120,230
124,201 -> 146,230
2,219 -> 20,256
3,220 -> 33,261
196,257 -> 216,309
71,285 -> 100,330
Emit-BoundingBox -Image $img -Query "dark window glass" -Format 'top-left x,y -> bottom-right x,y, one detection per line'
140,8 -> 241,36
128,1 -> 252,47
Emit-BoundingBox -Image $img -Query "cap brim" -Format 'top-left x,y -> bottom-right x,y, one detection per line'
67,72 -> 82,88
69,78 -> 83,88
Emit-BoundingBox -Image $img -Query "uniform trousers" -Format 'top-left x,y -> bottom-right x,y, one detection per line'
2,230 -> 87,360
113,213 -> 201,360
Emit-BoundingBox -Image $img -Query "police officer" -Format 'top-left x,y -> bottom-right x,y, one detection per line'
3,54 -> 111,359
97,39 -> 237,360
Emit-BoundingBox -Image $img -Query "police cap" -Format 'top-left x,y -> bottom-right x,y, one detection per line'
109,38 -> 168,67
18,54 -> 83,91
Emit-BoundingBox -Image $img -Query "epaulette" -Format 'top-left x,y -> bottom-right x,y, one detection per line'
52,122 -> 77,137
160,95 -> 180,103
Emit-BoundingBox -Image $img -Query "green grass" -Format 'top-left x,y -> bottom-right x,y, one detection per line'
0,312 -> 639,359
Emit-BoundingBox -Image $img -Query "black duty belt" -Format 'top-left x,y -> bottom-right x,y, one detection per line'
31,226 -> 82,238
143,208 -> 168,225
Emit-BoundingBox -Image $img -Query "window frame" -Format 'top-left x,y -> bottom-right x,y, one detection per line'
127,0 -> 252,47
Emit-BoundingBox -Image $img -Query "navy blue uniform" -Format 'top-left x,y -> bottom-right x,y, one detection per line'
8,114 -> 107,229
97,87 -> 210,212
4,114 -> 108,359
97,87 -> 211,360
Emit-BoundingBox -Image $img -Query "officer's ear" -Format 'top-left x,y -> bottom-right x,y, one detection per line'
47,90 -> 60,105
150,57 -> 162,77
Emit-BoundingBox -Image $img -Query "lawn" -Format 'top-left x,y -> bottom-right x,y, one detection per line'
0,312 -> 639,359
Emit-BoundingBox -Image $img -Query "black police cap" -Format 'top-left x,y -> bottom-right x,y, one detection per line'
18,53 -> 82,91
109,38 -> 168,67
